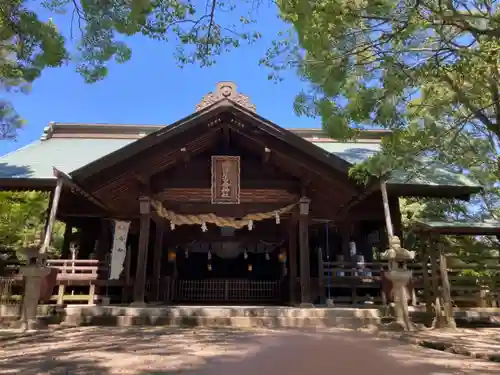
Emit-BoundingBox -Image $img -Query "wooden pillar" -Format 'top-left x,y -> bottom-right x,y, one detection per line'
341,222 -> 351,261
61,222 -> 73,259
288,217 -> 298,305
429,234 -> 441,322
151,223 -> 164,301
96,219 -> 110,261
420,234 -> 432,314
41,176 -> 63,254
121,245 -> 132,303
41,188 -> 55,242
132,197 -> 151,305
299,197 -> 311,305
389,196 -> 403,241
317,246 -> 325,304
438,241 -> 456,328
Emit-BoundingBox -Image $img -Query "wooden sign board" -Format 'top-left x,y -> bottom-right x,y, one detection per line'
211,155 -> 240,204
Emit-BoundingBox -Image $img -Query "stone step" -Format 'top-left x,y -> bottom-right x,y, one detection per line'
62,305 -> 382,329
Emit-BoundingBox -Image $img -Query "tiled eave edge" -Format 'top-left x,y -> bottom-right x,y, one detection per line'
0,178 -> 56,191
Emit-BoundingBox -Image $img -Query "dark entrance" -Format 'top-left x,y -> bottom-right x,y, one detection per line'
172,238 -> 286,304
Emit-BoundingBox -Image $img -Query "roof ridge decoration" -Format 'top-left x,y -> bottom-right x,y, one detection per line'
40,122 -> 56,141
196,82 -> 256,112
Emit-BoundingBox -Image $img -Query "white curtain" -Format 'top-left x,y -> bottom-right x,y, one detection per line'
109,220 -> 130,280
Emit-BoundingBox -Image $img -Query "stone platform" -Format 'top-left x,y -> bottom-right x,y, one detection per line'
62,305 -> 382,329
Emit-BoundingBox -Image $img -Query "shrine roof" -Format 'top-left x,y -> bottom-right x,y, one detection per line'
0,81 -> 482,197
413,220 -> 500,235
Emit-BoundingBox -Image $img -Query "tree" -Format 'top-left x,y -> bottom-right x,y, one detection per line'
0,191 -> 64,259
0,0 -> 262,136
271,0 -> 499,181
266,0 -> 499,225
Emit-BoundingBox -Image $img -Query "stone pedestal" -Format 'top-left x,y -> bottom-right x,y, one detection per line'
19,265 -> 51,331
386,269 -> 413,331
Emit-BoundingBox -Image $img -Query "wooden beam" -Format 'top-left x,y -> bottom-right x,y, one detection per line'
230,126 -> 358,198
180,147 -> 190,164
300,171 -> 312,196
152,178 -> 299,192
54,168 -> 112,213
133,174 -> 151,196
262,147 -> 271,164
83,125 -> 223,192
154,202 -> 296,217
222,126 -> 230,148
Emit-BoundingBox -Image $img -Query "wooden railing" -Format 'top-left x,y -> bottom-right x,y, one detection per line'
1,256 -> 498,308
318,259 -> 500,307
0,276 -> 23,306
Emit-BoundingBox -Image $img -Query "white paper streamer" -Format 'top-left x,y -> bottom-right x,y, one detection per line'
109,220 -> 130,280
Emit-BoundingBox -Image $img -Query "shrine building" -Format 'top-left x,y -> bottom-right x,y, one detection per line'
0,82 -> 481,306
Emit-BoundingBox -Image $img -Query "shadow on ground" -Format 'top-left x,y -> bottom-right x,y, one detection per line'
0,327 -> 498,375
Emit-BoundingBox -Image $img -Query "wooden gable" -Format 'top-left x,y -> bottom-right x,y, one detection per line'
69,101 -> 363,220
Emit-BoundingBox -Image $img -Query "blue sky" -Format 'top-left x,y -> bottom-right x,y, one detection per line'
1,3 -> 317,156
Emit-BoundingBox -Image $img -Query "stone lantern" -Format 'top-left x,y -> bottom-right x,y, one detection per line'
380,236 -> 415,331
19,239 -> 51,331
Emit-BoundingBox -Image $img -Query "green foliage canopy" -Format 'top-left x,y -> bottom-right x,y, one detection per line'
0,0 -> 262,137
272,0 -> 499,181
0,191 -> 63,258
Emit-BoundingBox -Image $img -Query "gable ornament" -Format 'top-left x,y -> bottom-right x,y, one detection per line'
196,82 -> 256,112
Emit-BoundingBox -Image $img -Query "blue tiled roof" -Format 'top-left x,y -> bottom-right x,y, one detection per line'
313,141 -> 481,188
0,133 -> 481,190
0,138 -> 133,179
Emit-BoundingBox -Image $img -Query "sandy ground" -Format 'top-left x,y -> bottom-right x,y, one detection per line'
0,327 -> 498,375
390,327 -> 500,360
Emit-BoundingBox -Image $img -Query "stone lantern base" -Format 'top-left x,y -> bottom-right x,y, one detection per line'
385,269 -> 413,331
19,265 -> 51,331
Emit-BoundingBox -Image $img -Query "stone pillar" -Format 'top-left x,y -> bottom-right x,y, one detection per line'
132,196 -> 151,305
298,196 -> 311,306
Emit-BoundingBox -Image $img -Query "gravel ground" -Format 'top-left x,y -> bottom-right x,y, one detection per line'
0,327 -> 498,375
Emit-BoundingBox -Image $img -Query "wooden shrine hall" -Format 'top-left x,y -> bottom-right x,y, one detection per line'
0,82 -> 482,306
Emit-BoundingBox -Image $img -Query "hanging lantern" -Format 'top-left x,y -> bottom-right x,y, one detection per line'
275,212 -> 280,224
265,252 -> 270,261
201,222 -> 208,232
207,263 -> 212,271
167,251 -> 176,262
243,250 -> 248,259
248,264 -> 252,272
278,251 -> 287,263
248,220 -> 254,231
170,222 -> 176,231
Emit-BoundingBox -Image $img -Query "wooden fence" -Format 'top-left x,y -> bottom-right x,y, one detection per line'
318,258 -> 500,307
0,256 -> 498,308
173,279 -> 281,303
